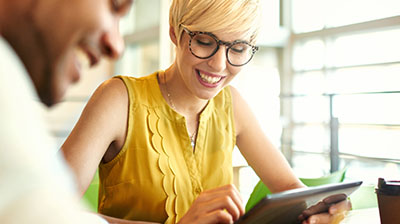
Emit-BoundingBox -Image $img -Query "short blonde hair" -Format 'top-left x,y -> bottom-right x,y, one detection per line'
169,0 -> 261,45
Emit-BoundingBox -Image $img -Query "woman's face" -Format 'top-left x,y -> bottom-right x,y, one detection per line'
174,28 -> 251,100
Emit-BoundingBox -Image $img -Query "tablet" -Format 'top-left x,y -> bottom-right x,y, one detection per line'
235,180 -> 363,224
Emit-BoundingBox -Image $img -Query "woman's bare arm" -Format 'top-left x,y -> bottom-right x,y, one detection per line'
230,86 -> 304,192
61,78 -> 129,195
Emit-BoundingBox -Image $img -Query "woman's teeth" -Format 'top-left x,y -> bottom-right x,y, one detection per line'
199,72 -> 222,84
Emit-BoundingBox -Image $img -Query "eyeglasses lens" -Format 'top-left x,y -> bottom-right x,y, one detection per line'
190,33 -> 254,66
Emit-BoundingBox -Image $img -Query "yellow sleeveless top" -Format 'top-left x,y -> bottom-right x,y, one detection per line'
98,71 -> 235,223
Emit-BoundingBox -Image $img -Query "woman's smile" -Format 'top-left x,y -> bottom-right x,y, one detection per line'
196,69 -> 226,88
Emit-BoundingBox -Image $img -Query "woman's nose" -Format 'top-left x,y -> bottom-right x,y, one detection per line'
207,46 -> 228,72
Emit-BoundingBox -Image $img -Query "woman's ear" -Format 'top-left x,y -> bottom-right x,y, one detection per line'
169,26 -> 178,46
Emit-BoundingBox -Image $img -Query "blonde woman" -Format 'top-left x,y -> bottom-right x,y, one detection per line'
62,0 -> 350,223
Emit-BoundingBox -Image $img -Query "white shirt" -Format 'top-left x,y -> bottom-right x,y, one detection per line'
0,36 -> 107,224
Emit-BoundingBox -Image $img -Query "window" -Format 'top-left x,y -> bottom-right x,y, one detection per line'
283,0 -> 400,183
117,0 -> 172,76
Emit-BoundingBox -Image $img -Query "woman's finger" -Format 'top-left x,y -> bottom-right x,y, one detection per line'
300,201 -> 330,219
322,194 -> 347,205
203,209 -> 234,224
197,184 -> 245,217
307,213 -> 331,224
329,199 -> 352,215
299,194 -> 350,222
179,184 -> 244,223
199,194 -> 241,221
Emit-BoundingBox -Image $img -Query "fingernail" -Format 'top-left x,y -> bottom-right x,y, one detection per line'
330,207 -> 337,214
310,217 -> 319,224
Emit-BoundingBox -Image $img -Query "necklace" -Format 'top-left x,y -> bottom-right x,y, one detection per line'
163,72 -> 197,148
189,131 -> 197,148
163,72 -> 176,111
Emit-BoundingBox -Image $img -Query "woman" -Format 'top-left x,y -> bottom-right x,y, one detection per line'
62,0 -> 350,223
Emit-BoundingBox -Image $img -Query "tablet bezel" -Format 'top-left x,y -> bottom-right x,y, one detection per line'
236,180 -> 363,224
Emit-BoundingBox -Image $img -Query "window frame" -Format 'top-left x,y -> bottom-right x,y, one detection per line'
280,0 -> 400,176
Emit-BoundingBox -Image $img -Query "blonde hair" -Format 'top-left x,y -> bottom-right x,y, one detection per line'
169,0 -> 261,45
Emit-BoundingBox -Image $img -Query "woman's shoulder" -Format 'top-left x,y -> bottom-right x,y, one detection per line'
114,72 -> 159,93
227,85 -> 239,98
114,72 -> 159,85
107,71 -> 163,107
83,78 -> 129,118
227,85 -> 248,107
227,85 -> 252,135
213,85 -> 238,105
97,77 -> 128,100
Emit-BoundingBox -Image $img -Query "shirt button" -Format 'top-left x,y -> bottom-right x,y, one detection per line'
195,187 -> 202,194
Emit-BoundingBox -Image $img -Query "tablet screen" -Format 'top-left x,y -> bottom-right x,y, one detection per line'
236,181 -> 362,224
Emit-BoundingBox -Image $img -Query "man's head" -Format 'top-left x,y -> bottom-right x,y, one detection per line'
0,0 -> 132,106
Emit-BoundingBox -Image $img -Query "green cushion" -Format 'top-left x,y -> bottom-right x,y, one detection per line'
81,171 -> 99,212
349,184 -> 378,209
300,168 -> 346,187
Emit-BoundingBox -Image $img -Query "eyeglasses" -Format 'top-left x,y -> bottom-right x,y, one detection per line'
183,28 -> 259,67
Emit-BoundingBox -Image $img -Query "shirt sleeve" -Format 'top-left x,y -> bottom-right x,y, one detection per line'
0,36 -> 106,224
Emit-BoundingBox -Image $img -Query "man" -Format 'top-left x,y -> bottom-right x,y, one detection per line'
0,0 -> 137,223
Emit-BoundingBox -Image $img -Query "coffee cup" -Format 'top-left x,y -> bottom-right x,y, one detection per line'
376,178 -> 400,224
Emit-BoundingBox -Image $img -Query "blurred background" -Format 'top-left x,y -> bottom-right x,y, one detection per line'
43,0 -> 400,202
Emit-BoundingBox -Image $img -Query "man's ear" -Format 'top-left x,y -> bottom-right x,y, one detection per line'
169,26 -> 178,45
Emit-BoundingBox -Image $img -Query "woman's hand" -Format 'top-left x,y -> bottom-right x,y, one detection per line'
298,194 -> 352,224
178,184 -> 245,224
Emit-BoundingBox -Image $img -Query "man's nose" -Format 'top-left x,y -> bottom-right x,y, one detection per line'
101,21 -> 124,59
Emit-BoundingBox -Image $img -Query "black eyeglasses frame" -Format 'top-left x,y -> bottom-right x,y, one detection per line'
183,27 -> 259,67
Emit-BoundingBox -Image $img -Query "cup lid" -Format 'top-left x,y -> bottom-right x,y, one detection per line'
377,178 -> 400,195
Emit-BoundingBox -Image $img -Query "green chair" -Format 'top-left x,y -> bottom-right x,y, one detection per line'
348,184 -> 378,209
82,170 -> 99,212
245,168 -> 347,212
